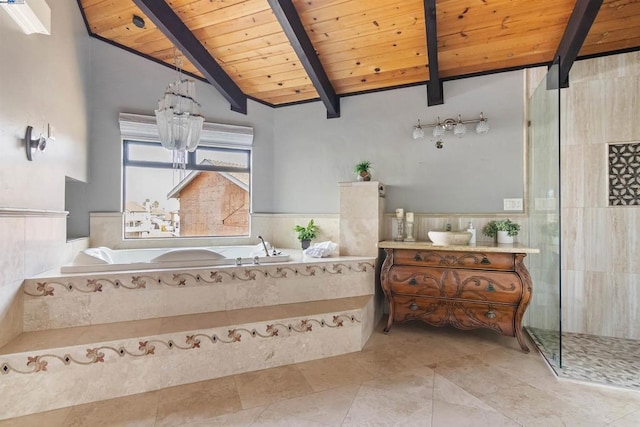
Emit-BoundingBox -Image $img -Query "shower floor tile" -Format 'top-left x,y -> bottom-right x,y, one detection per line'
527,327 -> 640,391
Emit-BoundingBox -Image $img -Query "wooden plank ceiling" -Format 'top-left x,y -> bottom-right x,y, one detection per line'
79,0 -> 640,111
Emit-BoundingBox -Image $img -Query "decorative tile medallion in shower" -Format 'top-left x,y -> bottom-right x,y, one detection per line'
608,142 -> 640,206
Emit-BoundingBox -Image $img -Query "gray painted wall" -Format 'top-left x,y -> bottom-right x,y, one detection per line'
0,1 -> 92,346
86,40 -> 276,215
0,2 -> 90,210
84,32 -> 524,217
272,71 -> 525,214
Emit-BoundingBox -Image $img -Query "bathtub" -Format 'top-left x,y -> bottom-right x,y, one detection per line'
61,245 -> 290,274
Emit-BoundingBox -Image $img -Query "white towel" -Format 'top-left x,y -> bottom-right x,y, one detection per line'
303,241 -> 338,258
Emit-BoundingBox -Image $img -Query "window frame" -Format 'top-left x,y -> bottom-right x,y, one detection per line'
122,139 -> 251,173
118,113 -> 254,240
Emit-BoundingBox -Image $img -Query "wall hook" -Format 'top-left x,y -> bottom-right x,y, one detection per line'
25,125 -> 47,161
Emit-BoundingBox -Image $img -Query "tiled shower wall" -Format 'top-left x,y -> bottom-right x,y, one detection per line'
529,52 -> 640,340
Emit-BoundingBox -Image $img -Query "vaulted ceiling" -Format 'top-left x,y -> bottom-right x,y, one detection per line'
78,0 -> 640,117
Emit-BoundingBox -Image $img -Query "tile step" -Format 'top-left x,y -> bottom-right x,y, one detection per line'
22,258 -> 377,331
0,295 -> 378,420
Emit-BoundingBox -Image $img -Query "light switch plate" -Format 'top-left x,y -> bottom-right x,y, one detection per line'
48,123 -> 56,141
504,198 -> 523,211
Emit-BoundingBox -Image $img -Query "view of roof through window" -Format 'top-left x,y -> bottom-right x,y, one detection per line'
123,141 -> 250,239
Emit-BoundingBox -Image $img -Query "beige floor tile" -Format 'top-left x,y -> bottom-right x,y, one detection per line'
63,391 -> 159,427
364,324 -> 479,366
431,327 -> 521,355
394,340 -> 467,365
473,345 -> 553,382
234,365 -> 314,409
526,375 -> 640,424
155,376 -> 242,426
431,354 -> 526,397
296,353 -> 376,392
179,406 -> 266,426
361,327 -> 407,351
266,385 -> 359,426
480,383 -> 611,426
431,400 -> 520,427
350,345 -> 436,378
362,366 -> 435,401
608,409 -> 640,426
251,408 -> 334,426
0,407 -> 72,427
342,385 -> 432,426
433,374 -> 495,412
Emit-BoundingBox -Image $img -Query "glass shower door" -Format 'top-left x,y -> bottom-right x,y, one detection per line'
525,62 -> 562,369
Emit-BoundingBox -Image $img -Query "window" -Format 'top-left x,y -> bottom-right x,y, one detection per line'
119,113 -> 253,239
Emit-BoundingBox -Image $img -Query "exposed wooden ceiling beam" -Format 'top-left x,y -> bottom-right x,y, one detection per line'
267,0 -> 340,118
424,0 -> 443,106
131,0 -> 247,114
553,0 -> 604,88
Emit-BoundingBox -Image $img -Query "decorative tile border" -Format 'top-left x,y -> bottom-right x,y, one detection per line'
608,142 -> 640,206
1,314 -> 360,375
24,262 -> 375,297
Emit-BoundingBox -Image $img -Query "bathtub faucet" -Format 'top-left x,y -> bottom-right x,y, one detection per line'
257,235 -> 270,257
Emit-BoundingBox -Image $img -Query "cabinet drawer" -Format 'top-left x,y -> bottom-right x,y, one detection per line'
393,250 -> 515,271
392,296 -> 515,337
387,266 -> 523,304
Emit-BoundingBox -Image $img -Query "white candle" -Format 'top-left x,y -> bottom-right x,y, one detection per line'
406,212 -> 414,223
395,208 -> 404,218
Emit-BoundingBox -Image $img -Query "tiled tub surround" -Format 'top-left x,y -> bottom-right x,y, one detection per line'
23,252 -> 376,331
0,295 -> 375,420
0,210 -> 89,349
5,321 -> 640,427
1,253 -> 378,419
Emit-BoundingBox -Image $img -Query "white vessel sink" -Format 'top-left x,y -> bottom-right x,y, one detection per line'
428,231 -> 473,246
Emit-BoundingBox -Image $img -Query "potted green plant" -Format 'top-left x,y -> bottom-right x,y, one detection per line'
482,218 -> 520,244
354,160 -> 372,181
294,219 -> 318,249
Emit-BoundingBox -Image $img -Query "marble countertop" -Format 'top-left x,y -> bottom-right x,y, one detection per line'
378,240 -> 540,254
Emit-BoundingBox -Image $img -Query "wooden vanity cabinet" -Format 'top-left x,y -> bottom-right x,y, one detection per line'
380,247 -> 533,352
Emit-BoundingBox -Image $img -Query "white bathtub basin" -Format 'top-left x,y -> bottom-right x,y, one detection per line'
61,245 -> 290,274
428,231 -> 473,246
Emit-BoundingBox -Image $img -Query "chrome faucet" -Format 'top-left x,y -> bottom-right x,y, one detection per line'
257,235 -> 270,257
